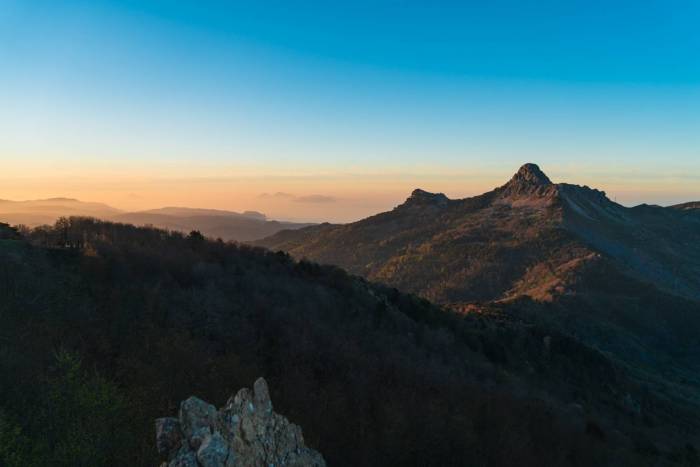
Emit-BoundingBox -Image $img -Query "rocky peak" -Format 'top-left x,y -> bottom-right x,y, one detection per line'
404,189 -> 449,207
156,377 -> 325,467
509,163 -> 552,187
499,163 -> 556,199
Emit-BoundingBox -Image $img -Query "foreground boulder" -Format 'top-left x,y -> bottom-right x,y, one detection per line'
156,378 -> 325,467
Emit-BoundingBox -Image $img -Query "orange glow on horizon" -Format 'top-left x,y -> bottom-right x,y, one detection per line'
1,160 -> 698,223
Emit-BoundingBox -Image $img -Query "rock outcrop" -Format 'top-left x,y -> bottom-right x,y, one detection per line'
403,188 -> 450,207
156,378 -> 325,467
499,163 -> 555,198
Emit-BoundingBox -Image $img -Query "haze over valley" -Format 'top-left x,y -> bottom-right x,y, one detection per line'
0,198 -> 313,241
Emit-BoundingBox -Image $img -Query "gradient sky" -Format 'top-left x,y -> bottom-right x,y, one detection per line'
1,1 -> 699,222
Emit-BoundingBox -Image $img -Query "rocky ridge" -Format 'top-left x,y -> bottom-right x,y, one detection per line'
254,163 -> 700,419
404,188 -> 450,207
258,163 -> 700,302
498,162 -> 554,198
156,378 -> 325,467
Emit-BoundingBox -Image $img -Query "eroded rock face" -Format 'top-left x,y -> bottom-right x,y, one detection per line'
156,378 -> 325,467
499,163 -> 556,199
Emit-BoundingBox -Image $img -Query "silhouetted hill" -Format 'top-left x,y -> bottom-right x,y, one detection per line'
670,201 -> 700,212
0,197 -> 122,225
131,206 -> 267,220
2,218 -> 698,466
112,209 -> 312,242
0,198 -> 312,241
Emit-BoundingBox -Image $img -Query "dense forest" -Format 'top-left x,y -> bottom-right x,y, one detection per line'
0,219 -> 697,466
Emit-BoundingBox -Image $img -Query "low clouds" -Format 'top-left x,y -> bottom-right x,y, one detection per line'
259,192 -> 337,203
258,192 -> 295,199
294,194 -> 336,204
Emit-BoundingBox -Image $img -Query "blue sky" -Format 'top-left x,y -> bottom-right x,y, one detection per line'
1,1 -> 699,220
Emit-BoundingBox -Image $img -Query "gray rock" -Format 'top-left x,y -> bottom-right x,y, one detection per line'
157,378 -> 325,467
168,447 -> 198,467
197,431 -> 229,467
179,396 -> 217,446
190,426 -> 213,450
253,377 -> 273,414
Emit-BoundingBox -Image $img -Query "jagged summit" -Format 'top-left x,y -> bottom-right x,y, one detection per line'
155,377 -> 325,466
512,163 -> 552,185
499,163 -> 556,198
509,163 -> 552,187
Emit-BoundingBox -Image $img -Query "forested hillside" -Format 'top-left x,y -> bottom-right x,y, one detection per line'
2,219 -> 697,466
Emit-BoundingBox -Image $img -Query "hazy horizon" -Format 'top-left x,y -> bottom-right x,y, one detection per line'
2,1 -> 699,223
2,161 -> 698,223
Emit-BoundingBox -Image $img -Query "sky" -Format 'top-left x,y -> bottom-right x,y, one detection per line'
1,0 -> 699,222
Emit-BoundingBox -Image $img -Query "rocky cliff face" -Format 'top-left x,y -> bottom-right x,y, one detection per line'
156,378 -> 325,467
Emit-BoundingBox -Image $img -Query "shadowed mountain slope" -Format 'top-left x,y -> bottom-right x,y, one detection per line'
257,164 -> 700,429
670,201 -> 700,211
5,219 -> 696,466
258,163 -> 700,303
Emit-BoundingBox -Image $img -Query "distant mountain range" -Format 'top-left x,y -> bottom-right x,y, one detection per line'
0,198 -> 313,241
258,164 -> 700,431
0,197 -> 122,226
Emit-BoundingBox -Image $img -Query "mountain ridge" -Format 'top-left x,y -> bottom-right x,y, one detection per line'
258,163 -> 700,303
256,164 -> 700,428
